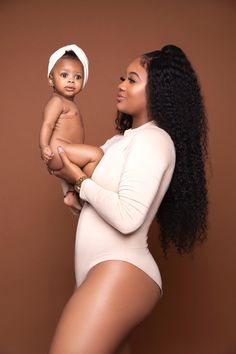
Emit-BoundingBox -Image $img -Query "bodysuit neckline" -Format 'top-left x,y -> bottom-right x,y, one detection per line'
124,120 -> 156,136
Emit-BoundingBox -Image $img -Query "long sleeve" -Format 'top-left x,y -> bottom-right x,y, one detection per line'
80,128 -> 175,234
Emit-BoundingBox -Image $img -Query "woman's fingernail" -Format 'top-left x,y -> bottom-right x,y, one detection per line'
57,146 -> 64,153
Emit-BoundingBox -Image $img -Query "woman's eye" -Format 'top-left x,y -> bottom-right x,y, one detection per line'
128,77 -> 136,84
120,76 -> 125,82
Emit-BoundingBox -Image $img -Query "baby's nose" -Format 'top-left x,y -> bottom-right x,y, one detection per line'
68,76 -> 74,82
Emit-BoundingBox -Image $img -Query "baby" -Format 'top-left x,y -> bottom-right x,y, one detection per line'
39,44 -> 103,214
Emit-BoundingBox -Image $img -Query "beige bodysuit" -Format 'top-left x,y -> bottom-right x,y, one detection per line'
76,121 -> 176,292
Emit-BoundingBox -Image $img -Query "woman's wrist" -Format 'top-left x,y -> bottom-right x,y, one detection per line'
74,175 -> 88,193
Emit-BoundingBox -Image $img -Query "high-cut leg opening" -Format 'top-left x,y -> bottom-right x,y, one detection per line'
82,259 -> 163,297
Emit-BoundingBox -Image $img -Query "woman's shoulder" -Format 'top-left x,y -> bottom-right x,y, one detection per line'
100,133 -> 123,152
133,123 -> 175,151
131,124 -> 176,166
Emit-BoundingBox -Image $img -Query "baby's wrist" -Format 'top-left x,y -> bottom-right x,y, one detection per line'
40,145 -> 50,149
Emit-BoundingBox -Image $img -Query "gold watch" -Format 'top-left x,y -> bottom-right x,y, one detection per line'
74,176 -> 88,193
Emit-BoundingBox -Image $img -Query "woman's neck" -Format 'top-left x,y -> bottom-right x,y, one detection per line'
132,116 -> 152,129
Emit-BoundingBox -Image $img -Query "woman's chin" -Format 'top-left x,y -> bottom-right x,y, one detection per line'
116,105 -> 129,115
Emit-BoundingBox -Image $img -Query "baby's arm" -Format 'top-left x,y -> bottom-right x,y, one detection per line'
39,96 -> 64,162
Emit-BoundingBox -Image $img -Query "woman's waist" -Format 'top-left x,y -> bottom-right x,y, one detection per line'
76,205 -> 149,250
75,227 -> 151,259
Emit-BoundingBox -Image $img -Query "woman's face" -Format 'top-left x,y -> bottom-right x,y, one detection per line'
117,57 -> 148,119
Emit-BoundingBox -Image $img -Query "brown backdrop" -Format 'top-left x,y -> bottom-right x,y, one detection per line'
0,1 -> 235,353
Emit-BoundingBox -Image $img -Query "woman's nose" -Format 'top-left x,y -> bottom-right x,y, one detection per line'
118,80 -> 125,91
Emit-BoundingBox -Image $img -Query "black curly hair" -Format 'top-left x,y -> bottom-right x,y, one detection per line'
115,45 -> 208,255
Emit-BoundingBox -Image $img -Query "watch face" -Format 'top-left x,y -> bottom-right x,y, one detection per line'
74,183 -> 80,192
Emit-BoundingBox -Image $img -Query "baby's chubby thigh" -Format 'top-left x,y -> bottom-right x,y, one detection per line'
47,138 -> 67,170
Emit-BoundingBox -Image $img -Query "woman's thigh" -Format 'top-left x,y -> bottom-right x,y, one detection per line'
49,261 -> 161,354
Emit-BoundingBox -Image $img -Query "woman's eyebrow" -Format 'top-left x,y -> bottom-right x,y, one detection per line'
128,71 -> 141,79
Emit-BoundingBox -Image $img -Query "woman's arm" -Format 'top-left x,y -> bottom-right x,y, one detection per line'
80,130 -> 175,234
54,129 -> 175,234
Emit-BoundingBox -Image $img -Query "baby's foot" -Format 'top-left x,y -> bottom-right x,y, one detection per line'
64,191 -> 82,216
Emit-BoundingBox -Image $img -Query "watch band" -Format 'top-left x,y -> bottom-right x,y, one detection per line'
74,176 -> 88,193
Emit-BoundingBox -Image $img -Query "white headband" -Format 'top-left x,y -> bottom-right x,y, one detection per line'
47,44 -> 89,88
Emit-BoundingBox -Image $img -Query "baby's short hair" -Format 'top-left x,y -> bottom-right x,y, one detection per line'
62,50 -> 80,60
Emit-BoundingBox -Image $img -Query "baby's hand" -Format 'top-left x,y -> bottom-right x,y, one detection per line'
40,145 -> 54,162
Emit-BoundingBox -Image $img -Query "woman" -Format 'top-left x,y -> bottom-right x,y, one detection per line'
49,44 -> 208,354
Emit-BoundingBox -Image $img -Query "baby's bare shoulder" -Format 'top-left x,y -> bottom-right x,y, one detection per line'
45,95 -> 64,110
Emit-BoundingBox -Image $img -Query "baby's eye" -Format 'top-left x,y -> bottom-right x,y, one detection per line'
75,74 -> 82,80
60,72 -> 68,78
120,76 -> 125,82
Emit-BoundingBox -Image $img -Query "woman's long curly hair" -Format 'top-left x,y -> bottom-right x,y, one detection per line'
115,45 -> 208,255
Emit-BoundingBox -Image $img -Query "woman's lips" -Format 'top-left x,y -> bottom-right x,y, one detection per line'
116,95 -> 126,102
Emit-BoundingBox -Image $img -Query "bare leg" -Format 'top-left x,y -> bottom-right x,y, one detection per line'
62,144 -> 103,212
63,143 -> 104,177
49,261 -> 161,354
60,179 -> 71,196
63,190 -> 82,216
61,144 -> 103,212
59,179 -> 82,216
48,142 -> 103,212
48,142 -> 104,177
115,337 -> 132,354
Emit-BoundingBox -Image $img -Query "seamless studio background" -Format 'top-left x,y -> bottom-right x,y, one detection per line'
0,1 -> 235,354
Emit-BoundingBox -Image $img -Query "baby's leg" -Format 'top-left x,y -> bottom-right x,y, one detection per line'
46,154 -> 76,212
60,179 -> 71,196
63,144 -> 104,177
47,146 -> 64,171
48,142 -> 103,213
60,179 -> 82,216
57,143 -> 103,212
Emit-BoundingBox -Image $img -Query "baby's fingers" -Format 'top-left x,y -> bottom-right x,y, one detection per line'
43,155 -> 51,162
47,153 -> 54,160
45,152 -> 54,159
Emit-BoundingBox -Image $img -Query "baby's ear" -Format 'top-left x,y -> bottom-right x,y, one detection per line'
48,74 -> 54,87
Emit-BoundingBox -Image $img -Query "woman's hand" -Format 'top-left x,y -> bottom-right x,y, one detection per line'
50,146 -> 86,184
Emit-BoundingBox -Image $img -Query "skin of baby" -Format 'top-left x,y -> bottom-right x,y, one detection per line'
40,56 -> 104,213
39,57 -> 85,169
